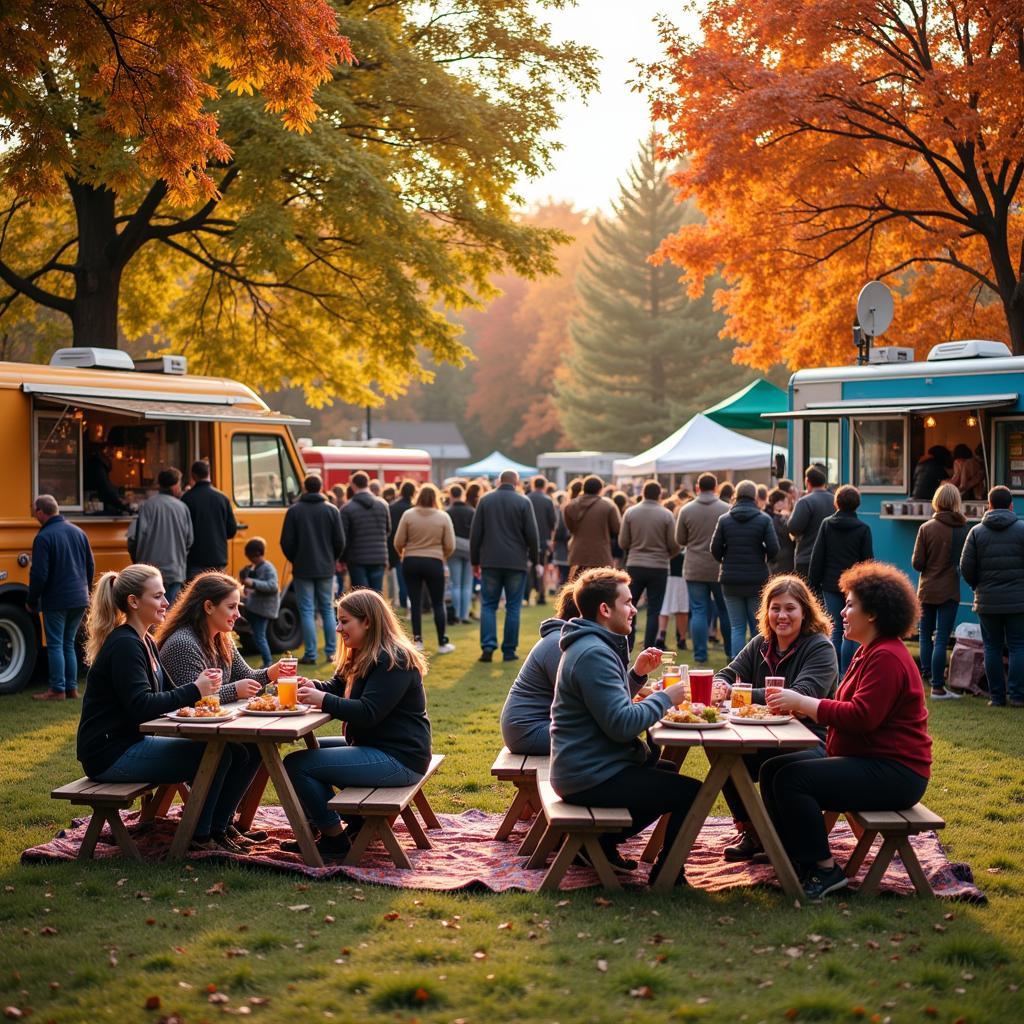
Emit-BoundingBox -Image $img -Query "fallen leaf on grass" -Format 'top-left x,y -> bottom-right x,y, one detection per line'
224,948 -> 249,958
248,997 -> 269,1006
288,905 -> 310,912
986,867 -> 1002,874
497,922 -> 512,931
144,995 -> 161,1010
933,924 -> 946,933
323,915 -> 335,924
473,951 -> 487,961
209,992 -> 230,1004
383,912 -> 401,921
206,882 -> 226,896
556,899 -> 570,907
39,926 -> 57,936
441,919 -> 461,930
3,1009 -> 23,1020
596,959 -> 608,973
593,897 -> 612,908
629,986 -> 653,999
413,988 -> 431,1003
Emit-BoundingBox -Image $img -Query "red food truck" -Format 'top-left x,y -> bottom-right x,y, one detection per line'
297,441 -> 432,487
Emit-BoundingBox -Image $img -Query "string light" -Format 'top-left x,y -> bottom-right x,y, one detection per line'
966,415 -> 978,428
924,415 -> 937,428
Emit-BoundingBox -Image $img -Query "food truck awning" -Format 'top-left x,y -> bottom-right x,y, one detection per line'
762,394 -> 1018,420
704,378 -> 788,429
27,388 -> 310,426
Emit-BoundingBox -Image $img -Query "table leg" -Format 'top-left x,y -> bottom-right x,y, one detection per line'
495,787 -> 532,841
727,757 -> 805,901
78,809 -> 107,860
304,734 -> 319,749
106,809 -> 142,861
257,741 -> 323,868
235,765 -> 269,832
651,754 -> 734,893
168,740 -> 226,860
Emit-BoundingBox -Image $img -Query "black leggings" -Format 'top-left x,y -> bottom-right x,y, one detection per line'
564,760 -> 701,855
402,556 -> 448,645
722,744 -> 826,824
760,750 -> 929,866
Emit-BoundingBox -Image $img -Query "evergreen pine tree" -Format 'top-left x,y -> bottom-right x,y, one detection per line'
557,139 -> 753,452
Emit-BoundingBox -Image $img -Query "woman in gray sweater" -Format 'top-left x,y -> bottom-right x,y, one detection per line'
499,587 -> 579,755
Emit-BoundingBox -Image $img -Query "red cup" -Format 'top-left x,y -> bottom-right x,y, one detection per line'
690,669 -> 714,705
765,675 -> 785,702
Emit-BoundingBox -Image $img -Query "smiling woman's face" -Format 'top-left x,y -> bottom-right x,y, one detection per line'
337,609 -> 369,650
205,590 -> 241,635
841,590 -> 876,644
768,593 -> 804,646
129,575 -> 168,628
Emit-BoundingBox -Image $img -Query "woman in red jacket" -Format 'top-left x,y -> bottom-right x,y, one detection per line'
764,562 -> 932,900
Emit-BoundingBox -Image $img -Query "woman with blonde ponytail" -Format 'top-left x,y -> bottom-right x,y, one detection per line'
77,565 -> 261,852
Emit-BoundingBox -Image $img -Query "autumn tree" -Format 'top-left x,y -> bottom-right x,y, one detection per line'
643,2 -> 1024,370
0,1 -> 597,404
557,140 -> 749,452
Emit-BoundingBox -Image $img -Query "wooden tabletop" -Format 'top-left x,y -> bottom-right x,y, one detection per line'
140,702 -> 332,741
649,716 -> 822,751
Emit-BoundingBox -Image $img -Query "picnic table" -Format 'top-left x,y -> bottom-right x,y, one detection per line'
140,702 -> 331,867
645,716 -> 822,898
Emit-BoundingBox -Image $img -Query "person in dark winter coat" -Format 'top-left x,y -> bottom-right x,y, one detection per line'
563,475 -> 621,573
340,471 -> 391,593
809,485 -> 874,676
182,460 -> 237,577
911,445 -> 952,500
960,485 -> 1024,707
767,488 -> 795,574
388,481 -> 417,610
445,484 -> 475,624
788,466 -> 834,576
912,483 -> 967,698
710,480 -> 779,657
713,575 -> 838,862
527,476 -> 557,606
280,475 -> 345,664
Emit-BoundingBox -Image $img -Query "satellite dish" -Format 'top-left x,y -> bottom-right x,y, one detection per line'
856,281 -> 894,338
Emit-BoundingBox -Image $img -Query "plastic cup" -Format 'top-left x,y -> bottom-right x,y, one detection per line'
690,669 -> 714,705
279,657 -> 298,679
731,682 -> 753,708
765,675 -> 785,701
277,679 -> 298,709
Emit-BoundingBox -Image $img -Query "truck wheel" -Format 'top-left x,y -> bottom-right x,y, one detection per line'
267,594 -> 302,653
0,604 -> 39,695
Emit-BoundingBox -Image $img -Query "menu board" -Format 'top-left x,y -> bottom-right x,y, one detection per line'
997,422 -> 1024,490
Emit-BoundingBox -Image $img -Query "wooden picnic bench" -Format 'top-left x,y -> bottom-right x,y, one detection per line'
490,747 -> 548,842
523,767 -> 632,891
327,753 -> 445,869
843,804 -> 946,896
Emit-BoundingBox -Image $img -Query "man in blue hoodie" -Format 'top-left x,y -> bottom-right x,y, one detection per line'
550,568 -> 701,885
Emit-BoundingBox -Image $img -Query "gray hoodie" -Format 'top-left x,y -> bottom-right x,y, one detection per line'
499,617 -> 564,754
550,617 -> 672,797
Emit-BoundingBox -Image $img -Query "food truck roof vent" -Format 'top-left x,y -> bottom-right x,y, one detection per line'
49,347 -> 135,371
927,340 -> 1012,361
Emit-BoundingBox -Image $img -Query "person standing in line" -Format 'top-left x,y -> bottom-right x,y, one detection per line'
912,483 -> 967,699
469,469 -> 539,663
394,483 -> 457,654
618,480 -> 681,650
551,493 -> 571,589
767,487 -> 795,574
563,475 -> 622,577
787,466 -> 834,578
388,480 -> 417,612
657,498 -> 690,651
280,475 -> 345,665
527,475 -> 557,606
710,479 -> 780,657
446,483 -> 475,625
808,485 -> 874,676
181,459 -> 237,578
959,484 -> 1024,707
127,467 -> 193,605
676,472 -> 732,664
340,471 -> 391,593
28,494 -> 94,701
240,537 -> 281,668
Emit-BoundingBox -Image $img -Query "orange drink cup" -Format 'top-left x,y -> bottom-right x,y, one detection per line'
690,669 -> 713,705
731,682 -> 753,708
765,676 -> 785,702
277,679 -> 298,708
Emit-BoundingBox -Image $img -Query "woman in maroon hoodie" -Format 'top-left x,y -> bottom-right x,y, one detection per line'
763,561 -> 932,900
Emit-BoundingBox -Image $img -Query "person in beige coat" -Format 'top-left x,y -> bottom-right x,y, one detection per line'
394,484 -> 457,653
564,475 -> 622,576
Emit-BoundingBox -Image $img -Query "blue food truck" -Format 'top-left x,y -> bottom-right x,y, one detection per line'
772,340 -> 1024,623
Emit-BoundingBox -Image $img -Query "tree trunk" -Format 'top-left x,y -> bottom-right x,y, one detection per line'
69,181 -> 122,348
1005,283 -> 1024,357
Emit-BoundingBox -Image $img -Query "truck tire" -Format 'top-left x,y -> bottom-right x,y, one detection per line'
0,604 -> 39,695
267,593 -> 302,653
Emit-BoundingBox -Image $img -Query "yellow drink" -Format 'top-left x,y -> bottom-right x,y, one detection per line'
277,680 -> 298,708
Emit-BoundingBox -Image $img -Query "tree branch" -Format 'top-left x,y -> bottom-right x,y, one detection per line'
146,167 -> 239,240
0,257 -> 73,314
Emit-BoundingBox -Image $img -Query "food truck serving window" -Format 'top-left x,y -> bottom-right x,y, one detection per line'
853,418 -> 905,491
232,434 -> 301,507
804,420 -> 840,484
34,411 -> 83,510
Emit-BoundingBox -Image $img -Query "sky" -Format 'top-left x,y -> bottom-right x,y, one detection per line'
516,1 -> 702,215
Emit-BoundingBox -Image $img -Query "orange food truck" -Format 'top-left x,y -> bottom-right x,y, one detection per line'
0,348 -> 310,694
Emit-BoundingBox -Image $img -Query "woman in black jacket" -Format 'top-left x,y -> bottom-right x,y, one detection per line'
287,588 -> 432,861
808,485 -> 873,676
713,575 -> 838,861
77,565 -> 254,851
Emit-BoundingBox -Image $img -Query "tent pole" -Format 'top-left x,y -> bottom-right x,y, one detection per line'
769,420 -> 778,482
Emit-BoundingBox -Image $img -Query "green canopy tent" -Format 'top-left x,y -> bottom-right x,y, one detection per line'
703,379 -> 788,431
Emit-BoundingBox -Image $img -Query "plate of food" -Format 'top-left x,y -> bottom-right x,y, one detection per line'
728,704 -> 793,725
661,703 -> 727,729
168,696 -> 236,722
242,695 -> 312,716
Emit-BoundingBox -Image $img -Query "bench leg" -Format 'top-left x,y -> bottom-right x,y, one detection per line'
105,808 -> 143,861
495,786 -> 533,841
517,812 -> 548,857
412,790 -> 442,830
857,835 -> 900,896
78,810 -> 107,860
378,820 -> 414,869
844,829 -> 879,878
344,818 -> 379,865
540,833 -> 583,891
526,824 -> 564,869
400,806 -> 432,850
581,836 -> 622,890
897,837 -> 934,897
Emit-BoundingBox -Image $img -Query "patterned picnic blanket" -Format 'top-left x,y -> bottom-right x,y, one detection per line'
22,807 -> 984,901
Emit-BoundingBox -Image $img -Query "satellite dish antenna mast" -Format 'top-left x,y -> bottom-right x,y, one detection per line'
854,281 -> 895,365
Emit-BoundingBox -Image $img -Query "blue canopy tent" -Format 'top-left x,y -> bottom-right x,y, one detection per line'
455,450 -> 537,478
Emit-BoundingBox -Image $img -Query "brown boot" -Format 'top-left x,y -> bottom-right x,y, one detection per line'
32,690 -> 66,701
724,823 -> 765,862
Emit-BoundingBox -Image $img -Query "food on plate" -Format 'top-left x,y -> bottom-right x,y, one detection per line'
731,703 -> 788,720
246,694 -> 281,712
174,695 -> 224,719
664,702 -> 721,724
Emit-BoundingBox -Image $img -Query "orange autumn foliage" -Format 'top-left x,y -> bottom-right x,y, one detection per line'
642,1 -> 1024,368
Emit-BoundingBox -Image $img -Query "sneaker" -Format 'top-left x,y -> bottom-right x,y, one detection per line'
479,649 -> 494,663
647,856 -> 689,888
210,832 -> 248,855
930,688 -> 962,700
299,656 -> 318,666
676,639 -> 688,651
414,638 -> 425,651
66,689 -> 79,699
801,863 -> 848,901
987,699 -> 1007,707
227,824 -> 269,844
723,829 -> 765,862
436,642 -> 456,655
280,832 -> 321,853
32,690 -> 66,701
502,652 -> 519,663
316,830 -> 352,863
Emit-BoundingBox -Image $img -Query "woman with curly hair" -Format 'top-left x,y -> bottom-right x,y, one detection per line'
765,562 -> 932,900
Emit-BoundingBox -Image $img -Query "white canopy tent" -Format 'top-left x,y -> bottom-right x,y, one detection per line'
612,414 -> 778,478
455,450 -> 537,478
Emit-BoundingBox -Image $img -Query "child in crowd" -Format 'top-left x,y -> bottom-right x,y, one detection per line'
240,537 -> 281,667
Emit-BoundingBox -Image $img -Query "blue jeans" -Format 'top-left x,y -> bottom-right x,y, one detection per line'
822,589 -> 858,677
480,568 -> 527,657
723,594 -> 759,658
978,611 -> 1024,704
95,736 -> 262,838
394,562 -> 409,607
919,599 -> 958,688
284,737 -> 422,830
293,576 -> 336,660
687,580 -> 732,662
165,581 -> 183,606
448,555 -> 473,621
42,606 -> 86,693
247,613 -> 273,667
348,563 -> 386,593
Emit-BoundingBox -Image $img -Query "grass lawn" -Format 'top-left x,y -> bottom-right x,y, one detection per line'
1,606 -> 1021,1023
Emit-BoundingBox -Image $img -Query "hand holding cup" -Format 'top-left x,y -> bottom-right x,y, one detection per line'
195,667 -> 222,696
